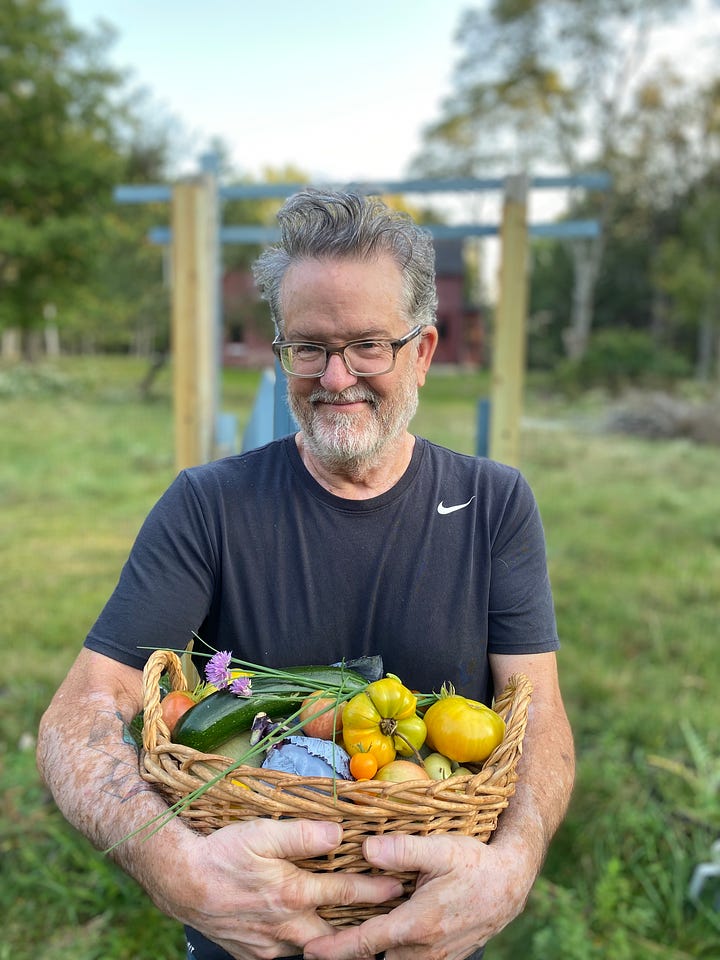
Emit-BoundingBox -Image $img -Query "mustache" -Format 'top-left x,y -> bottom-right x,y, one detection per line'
307,386 -> 378,406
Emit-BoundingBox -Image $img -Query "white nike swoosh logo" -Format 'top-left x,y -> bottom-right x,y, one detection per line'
437,496 -> 475,515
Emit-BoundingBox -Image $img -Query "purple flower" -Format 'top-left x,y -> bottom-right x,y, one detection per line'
205,650 -> 233,689
205,651 -> 252,697
229,675 -> 252,697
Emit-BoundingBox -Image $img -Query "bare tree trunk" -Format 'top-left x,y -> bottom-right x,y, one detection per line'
649,288 -> 668,345
44,323 -> 61,357
696,303 -> 714,381
563,238 -> 604,360
24,329 -> 43,362
1,328 -> 21,360
139,351 -> 168,401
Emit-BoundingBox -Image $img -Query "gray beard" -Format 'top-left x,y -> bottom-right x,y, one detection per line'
287,377 -> 419,476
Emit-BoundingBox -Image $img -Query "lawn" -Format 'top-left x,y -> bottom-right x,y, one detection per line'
1,356 -> 718,959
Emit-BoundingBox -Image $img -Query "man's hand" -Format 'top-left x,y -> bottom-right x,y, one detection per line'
303,832 -> 530,960
36,651 -> 404,960
304,652 -> 574,960
154,818 -> 405,960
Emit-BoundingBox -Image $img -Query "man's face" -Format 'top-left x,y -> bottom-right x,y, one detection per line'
279,255 -> 436,472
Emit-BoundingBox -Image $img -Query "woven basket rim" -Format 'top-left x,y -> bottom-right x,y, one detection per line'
140,648 -> 532,801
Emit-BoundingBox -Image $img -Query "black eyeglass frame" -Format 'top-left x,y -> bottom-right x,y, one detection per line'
271,324 -> 425,378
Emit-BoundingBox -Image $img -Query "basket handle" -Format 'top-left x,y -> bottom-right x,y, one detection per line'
493,672 -> 533,721
141,649 -> 188,752
485,672 -> 533,770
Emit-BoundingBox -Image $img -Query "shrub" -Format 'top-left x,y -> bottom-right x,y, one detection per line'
555,328 -> 691,394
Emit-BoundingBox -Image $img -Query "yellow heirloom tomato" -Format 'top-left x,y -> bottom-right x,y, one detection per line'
424,691 -> 505,764
342,676 -> 427,767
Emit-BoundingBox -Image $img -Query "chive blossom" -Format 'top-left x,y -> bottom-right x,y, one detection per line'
229,675 -> 252,697
205,650 -> 232,689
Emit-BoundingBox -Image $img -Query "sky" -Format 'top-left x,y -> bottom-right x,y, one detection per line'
60,0 -> 720,253
61,0 -> 720,192
62,0 -> 472,184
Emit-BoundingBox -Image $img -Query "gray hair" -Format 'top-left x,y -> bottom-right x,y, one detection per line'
252,189 -> 438,334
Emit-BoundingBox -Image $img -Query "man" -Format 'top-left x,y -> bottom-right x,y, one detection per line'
37,190 -> 574,960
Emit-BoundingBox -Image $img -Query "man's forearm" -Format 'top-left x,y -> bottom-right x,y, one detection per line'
36,674 -> 189,907
491,688 -> 575,880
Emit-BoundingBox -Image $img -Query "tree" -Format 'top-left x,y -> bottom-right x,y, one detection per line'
412,0 -> 691,359
72,95 -> 186,357
655,190 -> 720,380
0,0 -> 136,354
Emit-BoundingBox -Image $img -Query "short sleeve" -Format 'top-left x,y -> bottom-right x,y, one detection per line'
487,473 -> 559,655
84,471 -> 218,669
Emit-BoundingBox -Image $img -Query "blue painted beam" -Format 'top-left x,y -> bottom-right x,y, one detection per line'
241,369 -> 276,452
476,398 -> 491,458
114,185 -> 172,203
272,359 -> 297,438
116,173 -> 612,206
219,173 -> 611,199
430,220 -> 601,240
148,227 -> 172,245
241,365 -> 297,451
530,220 -> 600,239
221,226 -> 281,244
148,219 -> 600,246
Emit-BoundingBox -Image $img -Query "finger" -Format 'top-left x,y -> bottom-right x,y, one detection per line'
216,817 -> 343,861
304,911 -> 395,960
303,866 -> 405,909
363,832 -> 458,874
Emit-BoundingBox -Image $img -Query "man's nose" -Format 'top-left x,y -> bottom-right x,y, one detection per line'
319,352 -> 358,391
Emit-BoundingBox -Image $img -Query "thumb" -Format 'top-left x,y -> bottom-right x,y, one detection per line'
251,818 -> 343,860
216,818 -> 342,861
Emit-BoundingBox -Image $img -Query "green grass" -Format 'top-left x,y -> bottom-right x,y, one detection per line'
1,356 -> 719,958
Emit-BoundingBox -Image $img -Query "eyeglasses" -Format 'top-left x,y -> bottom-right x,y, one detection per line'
272,325 -> 424,378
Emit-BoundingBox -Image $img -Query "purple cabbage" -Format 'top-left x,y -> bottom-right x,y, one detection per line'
261,736 -> 351,779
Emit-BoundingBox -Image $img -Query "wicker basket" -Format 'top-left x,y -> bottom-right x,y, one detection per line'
140,649 -> 532,924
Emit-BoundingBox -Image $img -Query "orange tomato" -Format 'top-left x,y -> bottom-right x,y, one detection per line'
349,752 -> 379,781
160,691 -> 196,736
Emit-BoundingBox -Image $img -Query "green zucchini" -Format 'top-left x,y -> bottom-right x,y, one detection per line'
213,730 -> 264,766
171,664 -> 367,753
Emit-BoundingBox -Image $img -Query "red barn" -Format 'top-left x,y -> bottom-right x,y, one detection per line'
432,239 -> 484,367
222,238 -> 484,368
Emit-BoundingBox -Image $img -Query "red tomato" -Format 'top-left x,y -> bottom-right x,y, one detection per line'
160,691 -> 196,736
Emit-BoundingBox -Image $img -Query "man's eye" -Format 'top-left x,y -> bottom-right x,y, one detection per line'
354,341 -> 384,354
293,344 -> 324,358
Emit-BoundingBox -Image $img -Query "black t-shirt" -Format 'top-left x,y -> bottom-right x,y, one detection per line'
86,435 -> 559,703
85,435 -> 558,960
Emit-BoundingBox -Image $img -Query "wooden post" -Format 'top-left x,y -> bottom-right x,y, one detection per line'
170,176 -> 217,470
490,174 -> 529,467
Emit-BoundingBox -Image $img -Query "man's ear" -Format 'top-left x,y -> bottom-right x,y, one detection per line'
415,325 -> 439,386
